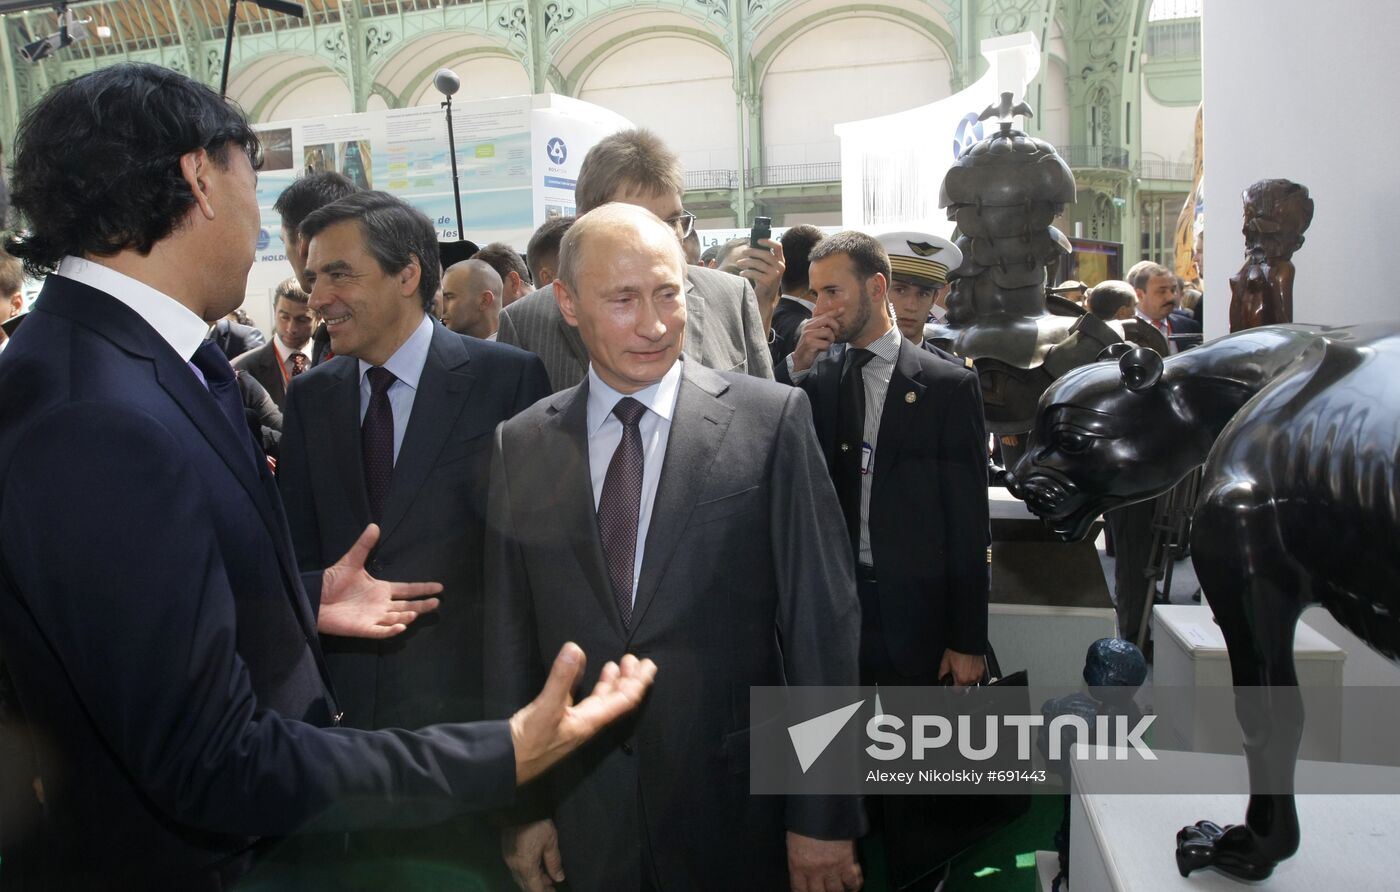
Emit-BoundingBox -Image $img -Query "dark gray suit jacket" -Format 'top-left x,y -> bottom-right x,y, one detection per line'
233,341 -> 291,410
497,264 -> 774,392
278,323 -> 550,731
483,359 -> 864,891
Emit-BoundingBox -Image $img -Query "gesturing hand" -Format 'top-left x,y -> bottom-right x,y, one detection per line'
510,643 -> 657,785
318,523 -> 442,639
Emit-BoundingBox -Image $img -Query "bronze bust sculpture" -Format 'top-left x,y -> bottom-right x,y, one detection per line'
1228,179 -> 1313,332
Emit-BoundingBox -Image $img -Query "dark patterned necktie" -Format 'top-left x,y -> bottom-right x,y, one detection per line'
597,397 -> 647,629
190,340 -> 260,471
835,347 -> 874,555
289,352 -> 307,376
362,367 -> 396,523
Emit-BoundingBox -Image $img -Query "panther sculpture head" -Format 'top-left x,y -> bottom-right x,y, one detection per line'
1006,344 -> 1209,541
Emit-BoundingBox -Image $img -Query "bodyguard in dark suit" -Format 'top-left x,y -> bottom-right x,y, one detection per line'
790,231 -> 990,890
277,192 -> 551,876
0,63 -> 651,890
485,204 -> 865,891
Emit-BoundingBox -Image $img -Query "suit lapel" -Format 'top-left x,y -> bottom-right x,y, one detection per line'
549,383 -> 627,640
38,280 -> 330,678
872,338 -> 926,488
377,327 -> 474,543
628,362 -> 733,638
814,343 -> 846,466
318,357 -> 372,529
679,275 -> 706,360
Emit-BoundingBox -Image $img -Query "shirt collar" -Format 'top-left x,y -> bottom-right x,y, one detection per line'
358,313 -> 434,391
1137,310 -> 1170,329
275,334 -> 310,358
586,356 -> 684,437
858,323 -> 903,365
56,255 -> 209,361
781,293 -> 816,313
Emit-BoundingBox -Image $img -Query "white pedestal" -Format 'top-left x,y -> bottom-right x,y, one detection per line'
1036,849 -> 1063,891
1153,605 -> 1345,760
989,603 -> 1117,686
1069,750 -> 1400,891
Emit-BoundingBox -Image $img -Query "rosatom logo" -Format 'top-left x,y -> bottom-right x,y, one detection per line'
256,228 -> 270,251
546,137 -> 567,165
952,112 -> 984,160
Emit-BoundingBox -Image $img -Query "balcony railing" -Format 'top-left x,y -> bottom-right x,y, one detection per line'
747,162 -> 842,187
684,169 -> 740,191
1144,18 -> 1202,60
684,163 -> 843,192
1137,159 -> 1195,181
1056,145 -> 1131,170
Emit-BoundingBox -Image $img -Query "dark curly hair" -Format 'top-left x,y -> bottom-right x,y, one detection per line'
5,62 -> 259,278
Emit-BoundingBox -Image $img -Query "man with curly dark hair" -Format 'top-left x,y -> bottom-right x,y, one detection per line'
0,62 -> 653,889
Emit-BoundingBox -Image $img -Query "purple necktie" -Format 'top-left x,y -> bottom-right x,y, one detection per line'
362,366 -> 396,523
597,397 -> 647,629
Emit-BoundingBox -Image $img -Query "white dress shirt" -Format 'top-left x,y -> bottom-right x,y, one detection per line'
56,256 -> 208,362
850,325 -> 902,566
586,358 -> 684,607
786,324 -> 901,565
1137,310 -> 1178,354
357,313 -> 434,463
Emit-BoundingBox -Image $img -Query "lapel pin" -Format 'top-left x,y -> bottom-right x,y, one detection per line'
904,391 -> 916,404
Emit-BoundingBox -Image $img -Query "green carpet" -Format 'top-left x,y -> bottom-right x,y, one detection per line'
862,794 -> 1064,892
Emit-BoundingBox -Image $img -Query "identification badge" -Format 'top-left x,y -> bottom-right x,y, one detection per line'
861,442 -> 873,475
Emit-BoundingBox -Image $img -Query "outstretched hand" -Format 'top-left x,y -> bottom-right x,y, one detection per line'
318,523 -> 442,638
510,643 -> 657,785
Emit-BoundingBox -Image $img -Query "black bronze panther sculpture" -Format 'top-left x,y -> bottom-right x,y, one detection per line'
1006,323 -> 1400,881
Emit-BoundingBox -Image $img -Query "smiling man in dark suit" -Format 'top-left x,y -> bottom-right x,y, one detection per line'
485,203 -> 864,892
0,63 -> 652,889
277,190 -> 552,878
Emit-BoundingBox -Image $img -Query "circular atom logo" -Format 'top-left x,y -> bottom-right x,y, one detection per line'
952,113 -> 984,160
546,137 -> 567,165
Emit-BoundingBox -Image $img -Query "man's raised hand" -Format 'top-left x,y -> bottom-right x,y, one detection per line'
510,643 -> 657,785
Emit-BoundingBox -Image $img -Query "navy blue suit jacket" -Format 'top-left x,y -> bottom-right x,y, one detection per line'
278,324 -> 549,732
0,276 -> 515,888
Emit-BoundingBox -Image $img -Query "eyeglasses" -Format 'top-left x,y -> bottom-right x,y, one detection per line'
666,211 -> 697,238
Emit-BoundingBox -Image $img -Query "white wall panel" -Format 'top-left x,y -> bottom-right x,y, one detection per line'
578,37 -> 738,174
762,18 -> 950,166
1202,0 -> 1400,335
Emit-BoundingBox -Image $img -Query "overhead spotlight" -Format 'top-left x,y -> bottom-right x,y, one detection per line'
18,2 -> 103,63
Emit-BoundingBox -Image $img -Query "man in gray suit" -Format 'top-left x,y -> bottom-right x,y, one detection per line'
484,203 -> 864,891
497,129 -> 776,391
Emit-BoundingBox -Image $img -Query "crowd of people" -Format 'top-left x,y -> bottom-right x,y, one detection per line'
0,59 -> 1215,891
